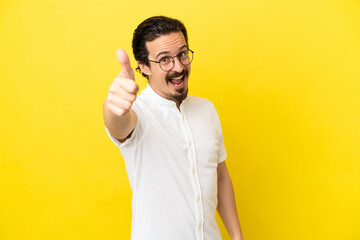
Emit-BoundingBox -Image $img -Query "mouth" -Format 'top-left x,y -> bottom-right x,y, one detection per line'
169,75 -> 185,87
167,71 -> 187,88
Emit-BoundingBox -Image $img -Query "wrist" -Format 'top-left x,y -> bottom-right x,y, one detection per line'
232,237 -> 243,240
231,233 -> 244,240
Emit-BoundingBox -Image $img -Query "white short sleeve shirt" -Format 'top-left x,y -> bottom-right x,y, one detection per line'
106,84 -> 227,240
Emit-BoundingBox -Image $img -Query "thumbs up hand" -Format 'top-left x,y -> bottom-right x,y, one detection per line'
117,48 -> 135,80
106,49 -> 139,117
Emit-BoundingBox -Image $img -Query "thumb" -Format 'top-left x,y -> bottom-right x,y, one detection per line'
116,48 -> 135,80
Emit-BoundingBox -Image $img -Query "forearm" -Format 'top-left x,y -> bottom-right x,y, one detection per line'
103,99 -> 137,140
217,164 -> 243,240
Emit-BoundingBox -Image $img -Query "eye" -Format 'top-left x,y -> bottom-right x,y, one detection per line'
160,57 -> 170,63
178,51 -> 188,59
178,51 -> 186,57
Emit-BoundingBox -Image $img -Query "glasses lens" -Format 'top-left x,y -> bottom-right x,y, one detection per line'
159,50 -> 194,71
160,57 -> 173,71
179,50 -> 193,65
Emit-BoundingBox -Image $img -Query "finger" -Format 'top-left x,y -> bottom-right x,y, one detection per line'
108,86 -> 137,103
106,103 -> 128,117
107,96 -> 133,112
113,77 -> 139,94
117,49 -> 135,80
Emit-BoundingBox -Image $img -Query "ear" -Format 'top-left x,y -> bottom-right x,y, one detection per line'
138,61 -> 152,76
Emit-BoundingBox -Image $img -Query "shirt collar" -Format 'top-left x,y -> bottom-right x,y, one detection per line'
141,83 -> 187,107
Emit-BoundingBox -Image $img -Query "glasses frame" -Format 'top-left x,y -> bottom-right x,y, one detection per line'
148,49 -> 194,72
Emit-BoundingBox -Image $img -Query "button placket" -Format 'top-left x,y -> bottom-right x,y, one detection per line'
181,110 -> 204,240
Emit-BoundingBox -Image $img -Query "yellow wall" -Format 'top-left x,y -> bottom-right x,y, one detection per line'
1,0 -> 359,239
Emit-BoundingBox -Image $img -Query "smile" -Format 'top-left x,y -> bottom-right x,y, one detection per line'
169,74 -> 185,87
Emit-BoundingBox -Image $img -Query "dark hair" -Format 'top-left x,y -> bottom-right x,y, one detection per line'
132,16 -> 188,78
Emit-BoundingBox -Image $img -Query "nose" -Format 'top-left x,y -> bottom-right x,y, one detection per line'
171,57 -> 184,72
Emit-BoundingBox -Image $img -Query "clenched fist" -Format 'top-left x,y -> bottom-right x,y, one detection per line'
105,49 -> 139,117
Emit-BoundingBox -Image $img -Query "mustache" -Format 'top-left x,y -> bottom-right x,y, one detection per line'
166,70 -> 187,81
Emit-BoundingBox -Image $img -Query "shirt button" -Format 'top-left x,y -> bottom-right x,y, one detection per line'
192,168 -> 195,175
189,141 -> 192,147
197,223 -> 201,230
196,195 -> 200,202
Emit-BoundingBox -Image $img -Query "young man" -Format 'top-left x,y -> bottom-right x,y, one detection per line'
103,16 -> 243,240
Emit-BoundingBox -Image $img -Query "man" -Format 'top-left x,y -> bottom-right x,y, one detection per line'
103,16 -> 243,240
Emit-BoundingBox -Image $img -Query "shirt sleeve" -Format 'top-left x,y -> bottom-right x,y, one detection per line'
217,124 -> 227,163
212,104 -> 227,163
104,101 -> 143,149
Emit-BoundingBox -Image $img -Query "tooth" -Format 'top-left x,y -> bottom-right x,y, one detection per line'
172,75 -> 183,80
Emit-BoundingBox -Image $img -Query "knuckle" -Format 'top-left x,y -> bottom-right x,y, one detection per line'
115,109 -> 126,117
129,82 -> 139,93
107,102 -> 127,117
109,85 -> 116,93
112,108 -> 124,117
129,94 -> 137,103
106,93 -> 114,102
123,101 -> 132,111
113,76 -> 122,84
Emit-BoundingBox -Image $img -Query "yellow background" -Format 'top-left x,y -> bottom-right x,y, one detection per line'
1,0 -> 359,239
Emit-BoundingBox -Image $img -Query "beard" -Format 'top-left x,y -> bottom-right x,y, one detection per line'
166,69 -> 189,102
172,87 -> 188,102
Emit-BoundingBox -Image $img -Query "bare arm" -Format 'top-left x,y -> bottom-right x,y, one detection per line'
217,161 -> 244,240
103,103 -> 137,141
103,49 -> 139,142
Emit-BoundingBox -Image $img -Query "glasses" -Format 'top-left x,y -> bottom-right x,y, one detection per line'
148,49 -> 194,71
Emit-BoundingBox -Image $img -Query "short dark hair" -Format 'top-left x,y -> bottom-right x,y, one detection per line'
132,16 -> 188,78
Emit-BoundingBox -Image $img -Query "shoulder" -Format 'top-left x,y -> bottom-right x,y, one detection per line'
186,95 -> 214,106
187,95 -> 211,103
185,95 -> 217,112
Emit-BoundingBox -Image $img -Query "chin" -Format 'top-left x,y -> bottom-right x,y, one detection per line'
173,88 -> 188,103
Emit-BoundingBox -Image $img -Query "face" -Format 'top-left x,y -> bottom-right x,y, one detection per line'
139,32 -> 191,106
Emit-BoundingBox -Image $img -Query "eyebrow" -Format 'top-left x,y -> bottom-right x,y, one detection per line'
155,44 -> 188,59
